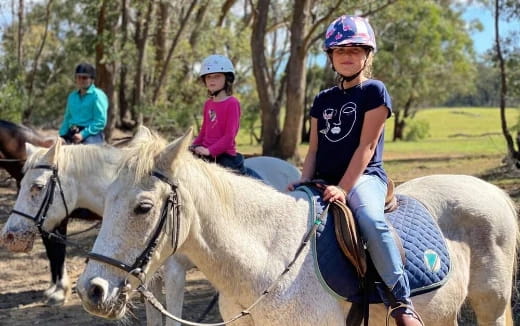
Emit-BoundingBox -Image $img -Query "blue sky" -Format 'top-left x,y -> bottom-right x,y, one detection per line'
462,5 -> 518,54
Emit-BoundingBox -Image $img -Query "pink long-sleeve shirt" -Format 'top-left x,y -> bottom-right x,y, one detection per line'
192,96 -> 241,157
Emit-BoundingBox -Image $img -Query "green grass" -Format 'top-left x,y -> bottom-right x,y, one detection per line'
384,107 -> 519,158
236,106 -> 520,158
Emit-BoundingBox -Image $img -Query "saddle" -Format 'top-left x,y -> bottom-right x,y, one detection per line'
331,178 -> 402,279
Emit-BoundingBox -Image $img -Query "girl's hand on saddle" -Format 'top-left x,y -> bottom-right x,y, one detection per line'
193,146 -> 210,156
323,185 -> 347,204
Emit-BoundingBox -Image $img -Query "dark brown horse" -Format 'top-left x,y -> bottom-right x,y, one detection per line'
0,119 -> 100,305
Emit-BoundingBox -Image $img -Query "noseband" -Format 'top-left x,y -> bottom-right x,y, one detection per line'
11,164 -> 70,234
87,170 -> 181,282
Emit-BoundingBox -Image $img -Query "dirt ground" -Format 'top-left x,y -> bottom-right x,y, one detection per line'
0,164 -> 519,326
0,174 -> 221,326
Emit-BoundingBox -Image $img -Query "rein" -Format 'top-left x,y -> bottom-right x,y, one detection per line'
88,173 -> 330,326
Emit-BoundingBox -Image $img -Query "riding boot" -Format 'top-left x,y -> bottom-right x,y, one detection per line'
393,308 -> 423,326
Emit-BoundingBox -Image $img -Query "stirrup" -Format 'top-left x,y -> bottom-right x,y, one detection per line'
386,302 -> 425,326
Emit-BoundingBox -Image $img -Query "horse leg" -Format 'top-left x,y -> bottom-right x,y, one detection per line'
164,255 -> 192,326
218,295 -> 254,326
41,221 -> 71,306
466,249 -> 514,325
145,273 -> 165,326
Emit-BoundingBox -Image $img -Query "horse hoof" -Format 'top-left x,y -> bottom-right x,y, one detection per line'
43,284 -> 57,298
45,291 -> 67,306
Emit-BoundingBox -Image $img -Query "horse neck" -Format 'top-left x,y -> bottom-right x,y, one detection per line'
59,146 -> 120,214
177,162 -> 310,298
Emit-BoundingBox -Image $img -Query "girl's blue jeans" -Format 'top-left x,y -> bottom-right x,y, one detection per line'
347,174 -> 411,307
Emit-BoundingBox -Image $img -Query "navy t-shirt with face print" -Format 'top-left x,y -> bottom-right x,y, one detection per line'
309,79 -> 392,185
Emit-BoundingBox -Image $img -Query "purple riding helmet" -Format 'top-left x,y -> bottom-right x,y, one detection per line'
323,15 -> 376,52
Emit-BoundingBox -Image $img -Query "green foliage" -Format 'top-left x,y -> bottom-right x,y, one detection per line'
0,79 -> 25,122
403,119 -> 430,141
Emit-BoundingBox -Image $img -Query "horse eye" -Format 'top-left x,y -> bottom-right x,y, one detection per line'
134,202 -> 153,215
31,184 -> 44,192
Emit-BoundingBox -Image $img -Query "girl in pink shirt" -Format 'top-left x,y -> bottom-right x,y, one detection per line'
190,54 -> 246,174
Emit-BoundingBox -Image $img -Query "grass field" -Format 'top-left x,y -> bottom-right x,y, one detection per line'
236,107 -> 520,159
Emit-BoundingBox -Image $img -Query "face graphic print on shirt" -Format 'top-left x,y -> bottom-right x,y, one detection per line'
319,101 -> 357,143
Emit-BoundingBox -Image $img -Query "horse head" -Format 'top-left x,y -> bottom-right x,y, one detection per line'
0,140 -> 67,252
77,129 -> 193,319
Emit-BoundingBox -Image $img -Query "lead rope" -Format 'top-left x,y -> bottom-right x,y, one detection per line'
137,202 -> 331,326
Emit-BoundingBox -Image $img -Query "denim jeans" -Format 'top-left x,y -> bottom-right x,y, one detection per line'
81,133 -> 104,145
347,174 -> 411,306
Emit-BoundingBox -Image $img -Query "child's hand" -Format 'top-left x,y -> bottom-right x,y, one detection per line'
194,146 -> 210,156
322,185 -> 347,204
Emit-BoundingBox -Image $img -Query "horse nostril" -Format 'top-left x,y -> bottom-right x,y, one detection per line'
88,283 -> 105,305
87,277 -> 109,305
5,233 -> 14,243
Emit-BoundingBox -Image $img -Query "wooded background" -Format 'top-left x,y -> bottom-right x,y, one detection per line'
0,0 -> 518,162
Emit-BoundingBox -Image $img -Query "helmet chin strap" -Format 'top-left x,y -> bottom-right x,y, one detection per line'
210,88 -> 225,97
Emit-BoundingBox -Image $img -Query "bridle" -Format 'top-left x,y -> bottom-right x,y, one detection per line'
84,178 -> 331,326
11,164 -> 70,235
86,170 -> 181,283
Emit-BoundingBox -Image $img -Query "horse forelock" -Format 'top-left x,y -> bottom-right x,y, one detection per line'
117,133 -> 169,185
23,147 -> 49,172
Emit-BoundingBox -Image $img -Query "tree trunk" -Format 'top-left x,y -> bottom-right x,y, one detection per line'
95,0 -> 118,141
251,0 -> 281,156
17,0 -> 24,67
23,0 -> 52,123
494,0 -> 518,163
152,0 -> 169,102
132,1 -> 154,109
118,0 -> 132,129
152,0 -> 198,104
278,0 -> 311,161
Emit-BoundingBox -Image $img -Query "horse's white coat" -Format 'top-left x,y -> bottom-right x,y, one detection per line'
76,130 -> 518,325
1,127 -> 301,325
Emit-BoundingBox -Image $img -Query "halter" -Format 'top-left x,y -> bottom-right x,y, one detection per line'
87,170 -> 181,282
11,164 -> 70,234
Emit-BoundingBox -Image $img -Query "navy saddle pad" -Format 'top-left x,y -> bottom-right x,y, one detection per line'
245,167 -> 263,180
297,186 -> 451,304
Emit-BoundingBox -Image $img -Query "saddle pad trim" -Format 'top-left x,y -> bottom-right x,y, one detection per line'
299,186 -> 349,301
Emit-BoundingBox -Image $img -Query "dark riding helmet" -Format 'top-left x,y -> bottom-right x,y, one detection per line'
75,63 -> 96,79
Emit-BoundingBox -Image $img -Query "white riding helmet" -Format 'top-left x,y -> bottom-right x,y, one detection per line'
199,54 -> 235,79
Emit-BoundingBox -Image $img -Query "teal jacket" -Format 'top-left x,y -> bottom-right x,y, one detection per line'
59,84 -> 108,139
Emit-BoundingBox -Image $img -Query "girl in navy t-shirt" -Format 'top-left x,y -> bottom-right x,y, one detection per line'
289,15 -> 423,326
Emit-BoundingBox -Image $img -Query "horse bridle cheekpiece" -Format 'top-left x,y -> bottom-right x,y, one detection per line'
87,170 -> 181,284
11,164 -> 70,235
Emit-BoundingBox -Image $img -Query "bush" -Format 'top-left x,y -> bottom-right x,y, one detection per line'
404,119 -> 430,141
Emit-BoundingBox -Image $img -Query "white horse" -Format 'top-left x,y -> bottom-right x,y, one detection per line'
76,129 -> 518,326
0,128 -> 300,325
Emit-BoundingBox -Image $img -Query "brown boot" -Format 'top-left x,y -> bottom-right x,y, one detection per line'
393,310 -> 423,326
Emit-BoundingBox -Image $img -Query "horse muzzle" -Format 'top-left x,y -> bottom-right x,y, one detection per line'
77,276 -> 128,320
0,225 -> 37,253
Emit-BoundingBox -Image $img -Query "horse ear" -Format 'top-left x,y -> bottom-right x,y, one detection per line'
25,142 -> 39,158
157,127 -> 193,170
127,125 -> 152,146
42,137 -> 62,164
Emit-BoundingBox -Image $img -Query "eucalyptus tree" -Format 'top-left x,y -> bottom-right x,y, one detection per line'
251,0 -> 397,159
372,1 -> 476,141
